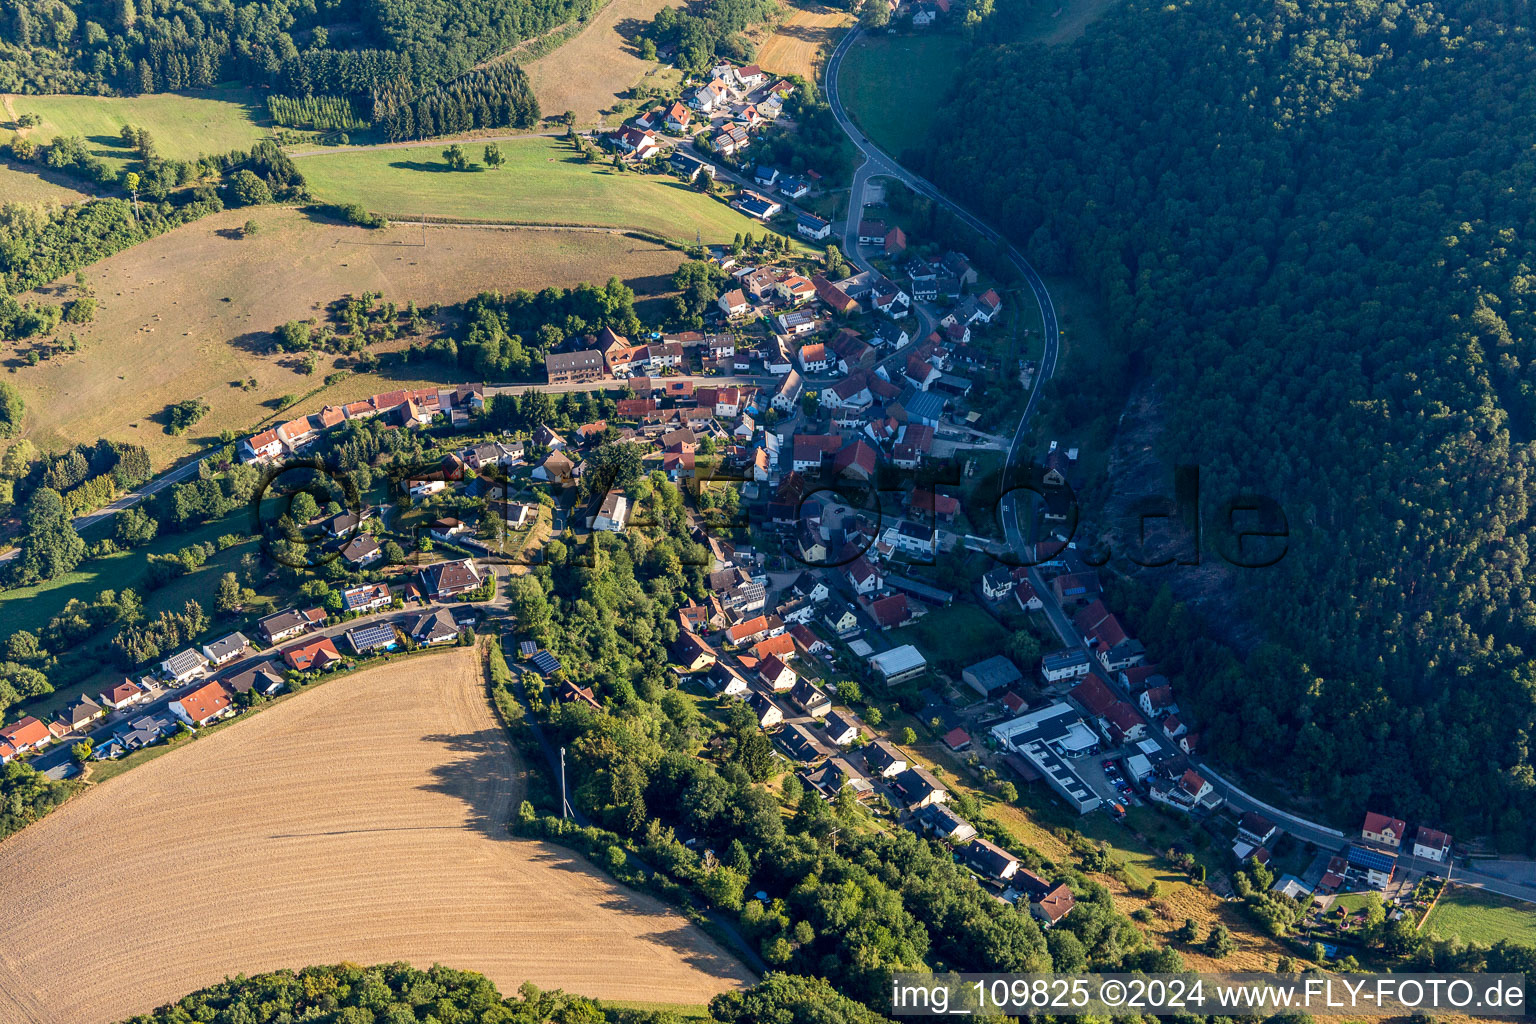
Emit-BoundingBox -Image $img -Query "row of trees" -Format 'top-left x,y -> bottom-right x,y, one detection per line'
928,0 -> 1536,842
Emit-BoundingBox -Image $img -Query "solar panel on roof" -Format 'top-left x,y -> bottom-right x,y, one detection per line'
1347,845 -> 1395,871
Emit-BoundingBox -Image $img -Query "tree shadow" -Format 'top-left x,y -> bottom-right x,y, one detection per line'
388,160 -> 487,173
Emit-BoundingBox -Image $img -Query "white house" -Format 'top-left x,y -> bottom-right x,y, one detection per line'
594,490 -> 630,533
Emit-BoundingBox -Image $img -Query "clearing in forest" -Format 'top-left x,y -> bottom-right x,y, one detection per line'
524,0 -> 684,126
836,33 -> 966,159
7,206 -> 685,466
2,89 -> 270,173
0,648 -> 752,1024
294,134 -> 766,240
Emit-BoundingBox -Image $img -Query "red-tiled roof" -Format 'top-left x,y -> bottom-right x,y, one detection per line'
177,682 -> 232,723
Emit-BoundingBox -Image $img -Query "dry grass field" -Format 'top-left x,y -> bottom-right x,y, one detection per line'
8,206 -> 685,466
0,648 -> 752,1024
755,2 -> 853,81
0,162 -> 93,206
524,0 -> 683,126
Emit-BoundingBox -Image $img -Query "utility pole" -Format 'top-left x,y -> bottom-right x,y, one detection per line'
560,746 -> 569,819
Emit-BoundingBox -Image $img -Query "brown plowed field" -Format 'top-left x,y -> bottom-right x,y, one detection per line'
0,649 -> 751,1024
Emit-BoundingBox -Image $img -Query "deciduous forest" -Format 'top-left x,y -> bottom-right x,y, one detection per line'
929,0 -> 1536,840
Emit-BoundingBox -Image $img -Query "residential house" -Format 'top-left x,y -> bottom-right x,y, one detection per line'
239,429 -> 283,463
406,608 -> 456,647
865,739 -> 908,778
557,680 -> 603,711
342,582 -> 392,613
796,212 -> 830,240
54,694 -> 105,735
1412,827 -> 1453,863
962,837 -> 1020,882
665,101 -> 693,131
773,369 -> 805,412
223,661 -> 286,697
750,691 -> 785,729
790,678 -> 832,718
202,632 -> 251,667
98,679 -> 147,710
1347,844 -> 1397,888
1030,883 -> 1076,928
710,663 -> 752,697
342,535 -> 382,567
545,348 -> 607,384
868,593 -> 912,630
614,125 -> 660,159
593,490 -> 630,533
845,556 -> 883,595
533,451 -> 575,483
170,681 -> 234,727
858,219 -> 888,244
803,758 -> 875,801
673,631 -> 717,673
823,710 -> 861,747
982,566 -> 1016,601
1041,649 -> 1092,682
735,191 -> 781,220
812,275 -> 859,315
346,621 -> 400,655
917,803 -> 977,842
160,648 -> 207,684
1237,812 -> 1279,848
1139,685 -> 1177,719
798,342 -> 829,373
420,558 -> 483,599
757,654 -> 797,692
0,716 -> 52,755
892,765 -> 948,810
1362,811 -> 1407,848
823,602 -> 860,638
718,289 -> 751,318
282,635 -> 342,672
779,721 -> 829,762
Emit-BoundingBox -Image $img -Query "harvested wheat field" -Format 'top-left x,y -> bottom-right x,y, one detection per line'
755,3 -> 853,81
524,0 -> 683,125
0,648 -> 752,1024
10,206 -> 684,465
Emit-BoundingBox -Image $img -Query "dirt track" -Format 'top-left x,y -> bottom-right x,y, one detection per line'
0,649 -> 751,1024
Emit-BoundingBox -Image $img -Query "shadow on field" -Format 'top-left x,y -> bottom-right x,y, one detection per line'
389,160 -> 488,173
420,727 -> 520,840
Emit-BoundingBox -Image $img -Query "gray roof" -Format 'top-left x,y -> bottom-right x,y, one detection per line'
204,633 -> 251,660
964,655 -> 1023,690
347,622 -> 399,652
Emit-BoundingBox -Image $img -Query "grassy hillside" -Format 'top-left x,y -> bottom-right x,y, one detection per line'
295,135 -> 768,240
838,33 -> 965,161
4,90 -> 270,173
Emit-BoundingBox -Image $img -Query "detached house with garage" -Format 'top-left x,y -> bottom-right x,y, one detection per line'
420,558 -> 483,600
170,681 -> 234,727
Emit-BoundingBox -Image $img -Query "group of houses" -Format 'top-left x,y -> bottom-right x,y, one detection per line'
607,61 -> 797,166
2,557 -> 487,765
639,532 -> 1079,928
238,384 -> 485,464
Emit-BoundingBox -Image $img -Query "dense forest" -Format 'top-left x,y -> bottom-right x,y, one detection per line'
117,963 -> 887,1024
0,0 -> 586,103
928,0 -> 1536,840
